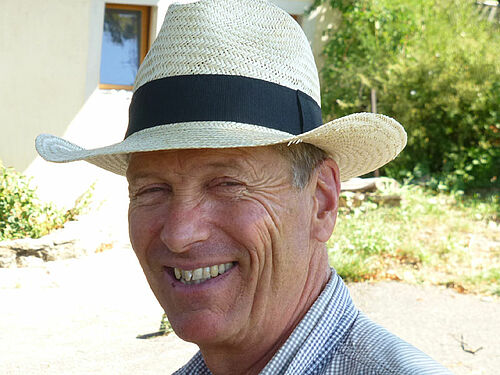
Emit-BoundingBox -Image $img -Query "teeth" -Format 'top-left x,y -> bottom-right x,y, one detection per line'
182,270 -> 192,282
210,265 -> 219,277
203,267 -> 211,278
192,268 -> 203,281
174,263 -> 235,285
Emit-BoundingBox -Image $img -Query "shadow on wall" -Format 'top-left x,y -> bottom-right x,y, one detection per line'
25,89 -> 132,211
303,2 -> 341,69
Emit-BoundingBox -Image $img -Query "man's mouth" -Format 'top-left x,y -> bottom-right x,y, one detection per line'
173,262 -> 235,285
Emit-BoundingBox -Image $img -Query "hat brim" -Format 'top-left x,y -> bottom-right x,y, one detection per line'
35,112 -> 406,182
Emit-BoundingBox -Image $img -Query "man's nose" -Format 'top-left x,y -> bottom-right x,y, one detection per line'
159,199 -> 210,253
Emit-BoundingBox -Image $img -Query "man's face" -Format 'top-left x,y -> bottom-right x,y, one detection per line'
127,147 -> 321,348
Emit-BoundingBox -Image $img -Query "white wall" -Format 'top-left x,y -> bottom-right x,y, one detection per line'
302,3 -> 340,69
272,0 -> 313,14
25,89 -> 132,218
0,0 -> 96,171
2,0 -> 331,211
0,0 -> 171,173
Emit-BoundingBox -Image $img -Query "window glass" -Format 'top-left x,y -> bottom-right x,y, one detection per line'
100,8 -> 142,86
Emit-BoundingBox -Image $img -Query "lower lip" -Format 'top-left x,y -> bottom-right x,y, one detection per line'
164,264 -> 237,291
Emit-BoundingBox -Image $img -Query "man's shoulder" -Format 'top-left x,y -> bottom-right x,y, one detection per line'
326,311 -> 453,375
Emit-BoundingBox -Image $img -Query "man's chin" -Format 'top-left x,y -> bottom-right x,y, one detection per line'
169,311 -> 237,345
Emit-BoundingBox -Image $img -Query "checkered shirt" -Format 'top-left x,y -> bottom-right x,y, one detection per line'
173,270 -> 453,374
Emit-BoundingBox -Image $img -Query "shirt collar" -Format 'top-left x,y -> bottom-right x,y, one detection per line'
260,269 -> 358,375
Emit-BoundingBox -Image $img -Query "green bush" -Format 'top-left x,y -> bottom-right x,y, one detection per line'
317,0 -> 500,191
328,184 -> 500,295
0,162 -> 92,241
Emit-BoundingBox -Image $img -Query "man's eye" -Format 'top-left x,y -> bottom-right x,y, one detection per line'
218,181 -> 242,187
142,187 -> 163,194
209,179 -> 245,190
136,185 -> 170,196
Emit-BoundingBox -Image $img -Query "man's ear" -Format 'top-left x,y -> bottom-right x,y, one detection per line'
311,158 -> 340,243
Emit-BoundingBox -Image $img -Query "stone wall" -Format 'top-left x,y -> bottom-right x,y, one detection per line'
0,220 -> 116,268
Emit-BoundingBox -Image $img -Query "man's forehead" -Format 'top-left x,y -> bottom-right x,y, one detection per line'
126,147 -> 282,180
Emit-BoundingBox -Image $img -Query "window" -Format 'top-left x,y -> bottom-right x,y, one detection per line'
99,4 -> 151,90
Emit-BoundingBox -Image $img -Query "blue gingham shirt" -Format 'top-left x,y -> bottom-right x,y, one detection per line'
174,270 -> 453,374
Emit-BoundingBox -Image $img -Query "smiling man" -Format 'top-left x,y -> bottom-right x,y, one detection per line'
126,146 -> 336,373
36,0 -> 452,374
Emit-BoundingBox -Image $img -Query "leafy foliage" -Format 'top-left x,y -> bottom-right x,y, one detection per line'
0,162 -> 92,241
317,0 -> 500,191
159,313 -> 174,335
328,183 -> 500,295
104,8 -> 139,45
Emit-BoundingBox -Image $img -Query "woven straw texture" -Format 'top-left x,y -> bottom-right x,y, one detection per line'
134,0 -> 320,103
35,0 -> 407,182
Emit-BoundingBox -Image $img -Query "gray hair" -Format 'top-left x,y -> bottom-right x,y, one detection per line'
273,142 -> 329,189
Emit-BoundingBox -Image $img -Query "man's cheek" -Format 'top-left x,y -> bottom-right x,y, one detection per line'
128,215 -> 157,273
129,207 -> 161,239
128,216 -> 144,251
229,204 -> 275,249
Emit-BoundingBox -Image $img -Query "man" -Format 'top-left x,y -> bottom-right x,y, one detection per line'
36,0 -> 453,373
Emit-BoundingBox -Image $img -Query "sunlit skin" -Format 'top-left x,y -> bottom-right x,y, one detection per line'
127,146 -> 340,375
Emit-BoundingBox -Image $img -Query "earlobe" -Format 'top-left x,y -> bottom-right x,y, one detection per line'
311,159 -> 340,243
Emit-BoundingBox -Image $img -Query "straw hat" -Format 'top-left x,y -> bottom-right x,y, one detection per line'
35,0 -> 406,182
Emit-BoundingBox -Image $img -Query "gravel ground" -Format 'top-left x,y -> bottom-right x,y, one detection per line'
348,282 -> 499,375
1,245 -> 498,375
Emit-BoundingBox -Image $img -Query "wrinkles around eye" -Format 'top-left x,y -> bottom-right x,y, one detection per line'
130,184 -> 171,199
208,178 -> 248,195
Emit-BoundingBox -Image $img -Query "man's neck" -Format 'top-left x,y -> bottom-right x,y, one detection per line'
199,250 -> 331,375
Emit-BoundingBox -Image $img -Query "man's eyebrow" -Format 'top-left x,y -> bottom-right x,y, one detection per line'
126,171 -> 161,184
126,159 -> 246,181
203,160 -> 245,171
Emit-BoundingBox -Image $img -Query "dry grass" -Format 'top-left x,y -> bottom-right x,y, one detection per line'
328,183 -> 500,296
